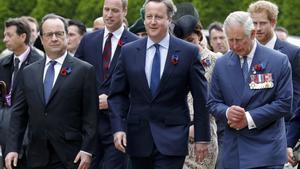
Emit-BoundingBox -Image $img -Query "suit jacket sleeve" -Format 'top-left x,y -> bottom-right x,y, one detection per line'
74,35 -> 86,60
189,49 -> 210,142
80,65 -> 98,154
7,72 -> 28,153
208,59 -> 229,123
287,101 -> 300,147
249,55 -> 292,129
108,50 -> 129,134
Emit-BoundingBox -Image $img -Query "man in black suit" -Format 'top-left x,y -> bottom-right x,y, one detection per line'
75,0 -> 138,168
5,14 -> 98,169
248,1 -> 300,120
0,17 -> 42,168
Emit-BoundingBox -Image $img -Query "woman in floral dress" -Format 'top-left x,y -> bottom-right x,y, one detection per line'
173,15 -> 222,169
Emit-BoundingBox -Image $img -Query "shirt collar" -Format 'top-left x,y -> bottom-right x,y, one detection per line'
14,46 -> 30,64
45,51 -> 67,66
146,33 -> 170,50
104,26 -> 124,40
265,32 -> 277,49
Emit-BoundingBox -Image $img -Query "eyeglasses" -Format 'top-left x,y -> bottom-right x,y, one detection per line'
42,31 -> 65,39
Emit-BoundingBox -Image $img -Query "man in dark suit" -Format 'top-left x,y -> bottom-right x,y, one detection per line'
0,17 -> 42,168
208,11 -> 292,169
108,0 -> 210,169
287,100 -> 300,167
248,0 -> 300,121
75,0 -> 138,169
5,14 -> 98,169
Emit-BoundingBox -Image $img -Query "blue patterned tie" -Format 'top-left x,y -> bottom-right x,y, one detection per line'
44,60 -> 57,103
150,44 -> 161,96
242,56 -> 248,82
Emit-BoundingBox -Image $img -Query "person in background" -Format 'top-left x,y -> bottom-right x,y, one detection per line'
0,17 -> 42,169
248,1 -> 300,124
208,21 -> 229,54
275,26 -> 288,41
67,19 -> 86,56
93,17 -> 105,31
1,16 -> 44,58
75,0 -> 138,169
129,17 -> 147,37
173,14 -> 219,169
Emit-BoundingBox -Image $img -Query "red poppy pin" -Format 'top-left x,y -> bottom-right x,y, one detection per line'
60,67 -> 72,76
118,39 -> 123,47
171,54 -> 179,65
252,63 -> 266,74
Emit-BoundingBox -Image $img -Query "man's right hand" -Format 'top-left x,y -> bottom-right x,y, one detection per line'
5,152 -> 19,169
287,147 -> 298,166
113,131 -> 127,153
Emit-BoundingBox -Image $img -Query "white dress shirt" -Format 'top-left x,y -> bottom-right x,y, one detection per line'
145,33 -> 170,86
264,32 -> 277,49
103,26 -> 124,62
43,51 -> 67,86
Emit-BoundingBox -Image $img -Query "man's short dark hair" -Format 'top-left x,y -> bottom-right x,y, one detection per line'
68,19 -> 87,36
208,21 -> 224,37
5,17 -> 31,45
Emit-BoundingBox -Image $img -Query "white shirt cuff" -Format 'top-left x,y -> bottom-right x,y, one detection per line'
80,150 -> 92,157
245,111 -> 256,129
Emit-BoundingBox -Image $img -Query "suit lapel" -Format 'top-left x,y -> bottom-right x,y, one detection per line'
226,52 -> 245,104
108,29 -> 128,77
36,59 -> 46,105
136,38 -> 152,100
240,44 -> 264,108
152,36 -> 178,100
47,54 -> 73,105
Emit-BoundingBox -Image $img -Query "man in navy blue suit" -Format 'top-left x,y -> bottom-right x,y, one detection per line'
75,0 -> 138,168
248,0 -> 300,121
287,100 -> 300,167
208,11 -> 292,169
108,0 -> 210,169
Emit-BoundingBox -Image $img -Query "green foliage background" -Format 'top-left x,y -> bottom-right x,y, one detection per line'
0,0 -> 299,50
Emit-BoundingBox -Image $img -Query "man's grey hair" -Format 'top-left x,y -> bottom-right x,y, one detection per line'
224,11 -> 254,37
143,0 -> 177,19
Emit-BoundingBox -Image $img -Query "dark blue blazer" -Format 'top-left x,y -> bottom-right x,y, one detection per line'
75,28 -> 138,95
274,39 -> 300,116
287,100 -> 300,148
208,43 -> 292,168
108,35 -> 210,157
75,28 -> 138,144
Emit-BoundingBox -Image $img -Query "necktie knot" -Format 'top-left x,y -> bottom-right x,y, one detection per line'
108,33 -> 113,39
49,60 -> 57,67
154,44 -> 160,50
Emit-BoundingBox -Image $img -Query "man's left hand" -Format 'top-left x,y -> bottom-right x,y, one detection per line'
195,143 -> 209,162
74,151 -> 91,169
99,94 -> 108,110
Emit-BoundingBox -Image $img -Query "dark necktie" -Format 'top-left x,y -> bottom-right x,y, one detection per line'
242,56 -> 248,82
44,60 -> 57,103
102,33 -> 113,79
12,57 -> 20,85
5,58 -> 20,106
150,44 -> 161,96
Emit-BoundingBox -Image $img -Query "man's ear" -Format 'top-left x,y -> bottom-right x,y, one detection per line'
270,18 -> 276,28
